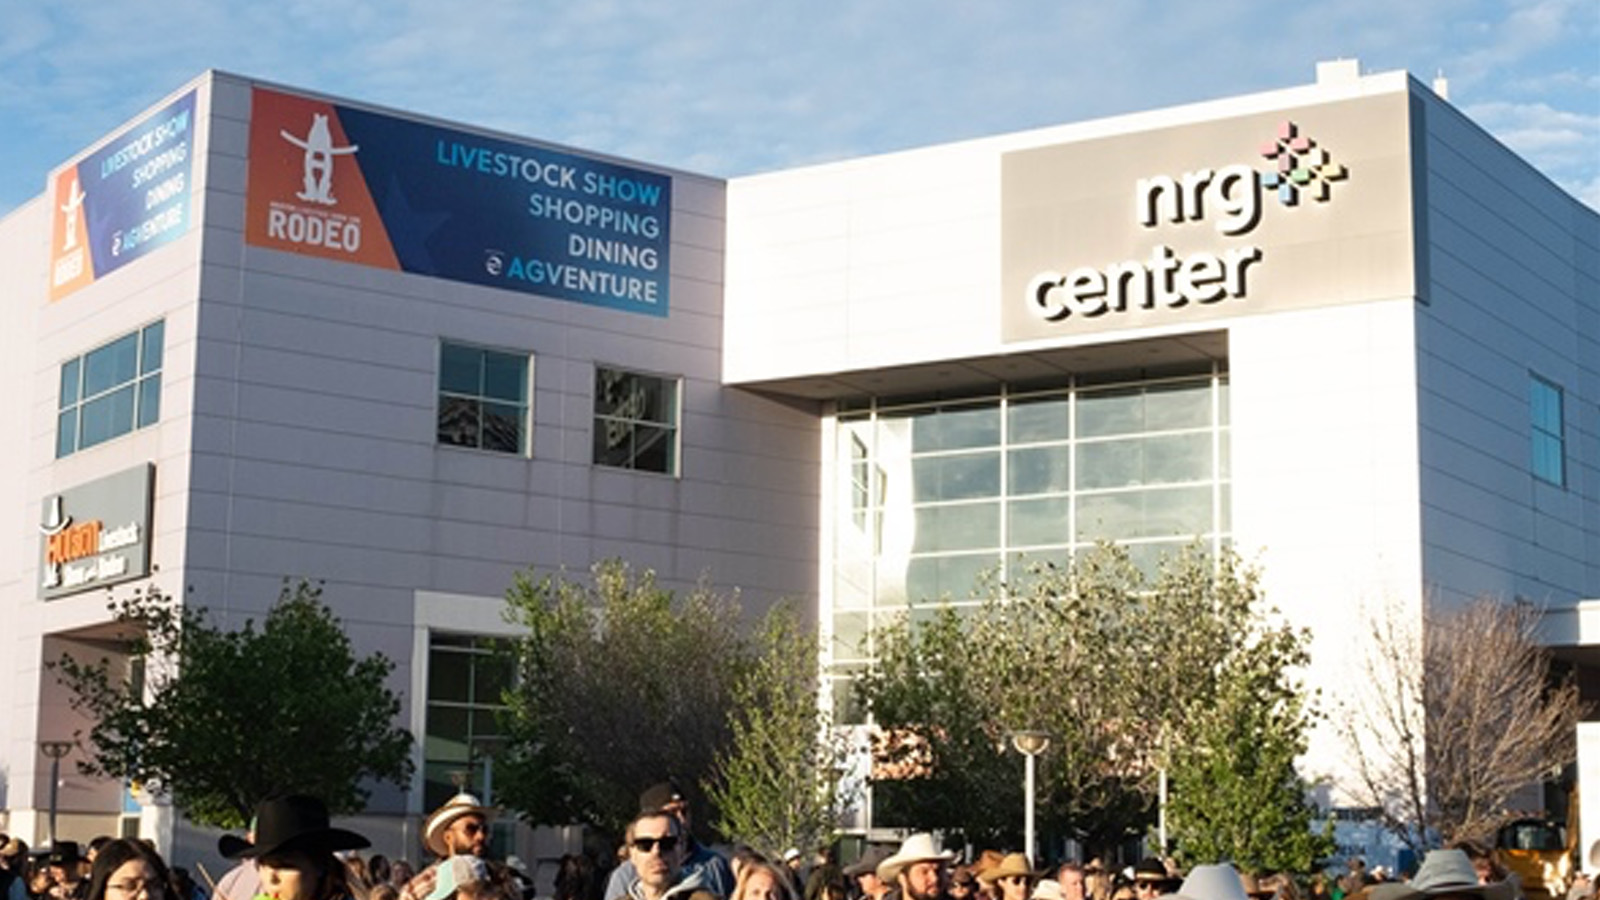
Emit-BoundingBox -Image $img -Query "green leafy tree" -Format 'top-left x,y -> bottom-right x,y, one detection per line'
858,604 -> 1019,846
497,560 -> 751,833
52,581 -> 414,828
705,601 -> 855,858
1162,588 -> 1334,871
857,543 -> 1327,861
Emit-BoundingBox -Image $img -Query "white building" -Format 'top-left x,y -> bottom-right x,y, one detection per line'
1,60 -> 1595,868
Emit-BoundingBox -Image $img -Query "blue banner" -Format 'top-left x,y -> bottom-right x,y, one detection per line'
51,90 -> 197,300
247,88 -> 672,317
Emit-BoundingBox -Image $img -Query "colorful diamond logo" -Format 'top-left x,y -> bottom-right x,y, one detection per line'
1259,120 -> 1347,205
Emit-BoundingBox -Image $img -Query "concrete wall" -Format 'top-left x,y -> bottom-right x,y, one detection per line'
1412,89 -> 1600,610
3,71 -> 823,857
0,73 -> 214,835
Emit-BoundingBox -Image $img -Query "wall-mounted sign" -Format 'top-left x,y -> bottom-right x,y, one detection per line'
38,464 -> 155,600
1001,93 -> 1415,342
245,87 -> 672,317
49,91 -> 198,301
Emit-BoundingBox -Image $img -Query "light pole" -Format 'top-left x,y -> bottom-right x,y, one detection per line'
39,740 -> 74,844
1009,730 -> 1052,865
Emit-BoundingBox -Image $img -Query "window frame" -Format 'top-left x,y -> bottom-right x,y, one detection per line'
592,365 -> 682,476
435,341 -> 533,457
422,632 -> 513,813
1530,373 -> 1565,487
57,320 -> 165,458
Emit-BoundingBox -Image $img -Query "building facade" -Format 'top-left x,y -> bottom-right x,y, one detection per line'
1,61 -> 1596,868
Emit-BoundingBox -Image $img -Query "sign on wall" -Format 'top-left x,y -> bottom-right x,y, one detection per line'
38,464 -> 155,600
1001,93 -> 1415,342
49,90 -> 198,301
245,87 -> 672,317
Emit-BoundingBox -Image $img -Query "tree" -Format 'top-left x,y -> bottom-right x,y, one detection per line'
705,601 -> 856,858
496,560 -> 752,833
1340,597 -> 1582,855
52,581 -> 414,828
856,543 -> 1327,860
1163,592 -> 1335,871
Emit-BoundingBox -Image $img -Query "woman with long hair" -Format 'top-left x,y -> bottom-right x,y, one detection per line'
731,862 -> 794,900
84,840 -> 171,900
220,796 -> 370,900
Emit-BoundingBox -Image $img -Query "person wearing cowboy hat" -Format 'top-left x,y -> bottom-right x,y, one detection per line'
399,794 -> 498,900
1130,860 -> 1177,900
877,834 -> 954,900
41,842 -> 88,900
1160,864 -> 1251,900
221,795 -> 370,900
1368,850 -> 1515,900
845,850 -> 892,900
979,855 -> 1040,900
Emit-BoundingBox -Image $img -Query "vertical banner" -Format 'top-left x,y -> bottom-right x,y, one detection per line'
246,87 -> 673,317
49,90 -> 198,301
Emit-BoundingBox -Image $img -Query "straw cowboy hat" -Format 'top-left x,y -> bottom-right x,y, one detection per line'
980,854 -> 1042,885
1160,864 -> 1250,900
423,793 -> 497,858
1369,850 -> 1515,900
220,795 -> 370,859
877,833 -> 954,883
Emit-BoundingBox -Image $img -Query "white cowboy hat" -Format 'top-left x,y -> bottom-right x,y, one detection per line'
877,833 -> 955,883
1035,881 -> 1065,900
1160,864 -> 1249,900
423,792 -> 496,857
1368,851 -> 1514,900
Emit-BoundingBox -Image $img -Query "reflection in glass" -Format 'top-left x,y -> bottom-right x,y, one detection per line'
1009,445 -> 1070,495
1008,395 -> 1070,443
912,452 -> 1000,502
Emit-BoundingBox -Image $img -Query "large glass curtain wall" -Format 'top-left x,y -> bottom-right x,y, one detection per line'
826,370 -> 1230,722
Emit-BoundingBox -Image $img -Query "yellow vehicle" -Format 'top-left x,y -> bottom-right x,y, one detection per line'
1495,818 -> 1574,900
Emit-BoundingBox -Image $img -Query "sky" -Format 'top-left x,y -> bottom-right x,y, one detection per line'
2,0 -> 1597,218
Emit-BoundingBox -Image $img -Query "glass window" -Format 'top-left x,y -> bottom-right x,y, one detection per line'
912,451 -> 1000,502
437,343 -> 531,455
1009,445 -> 1071,496
824,372 -> 1230,725
57,321 -> 164,458
1008,395 -> 1070,444
1530,375 -> 1565,486
910,403 -> 1001,452
424,634 -> 512,810
594,367 -> 680,474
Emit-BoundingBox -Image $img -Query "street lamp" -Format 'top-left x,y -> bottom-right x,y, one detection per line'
39,740 -> 74,844
1009,730 -> 1052,865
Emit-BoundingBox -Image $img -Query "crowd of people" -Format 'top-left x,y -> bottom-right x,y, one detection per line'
0,785 -> 1565,900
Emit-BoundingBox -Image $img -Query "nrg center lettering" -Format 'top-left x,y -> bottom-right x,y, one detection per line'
1028,163 -> 1267,321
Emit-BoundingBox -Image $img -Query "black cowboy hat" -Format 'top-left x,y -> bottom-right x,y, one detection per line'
39,841 -> 84,867
219,795 -> 369,859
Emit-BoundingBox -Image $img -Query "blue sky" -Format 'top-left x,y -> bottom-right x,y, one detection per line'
2,0 -> 1596,217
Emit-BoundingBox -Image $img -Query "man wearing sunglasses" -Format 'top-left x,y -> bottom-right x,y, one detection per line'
401,793 -> 498,900
605,783 -> 732,900
616,810 -> 718,900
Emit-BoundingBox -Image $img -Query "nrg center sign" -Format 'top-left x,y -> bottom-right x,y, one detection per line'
1001,93 -> 1417,343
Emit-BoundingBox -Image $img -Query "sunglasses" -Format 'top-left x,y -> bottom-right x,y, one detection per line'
631,835 -> 681,854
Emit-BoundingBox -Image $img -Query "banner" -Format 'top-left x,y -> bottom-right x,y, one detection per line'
49,90 -> 198,301
246,87 -> 672,317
